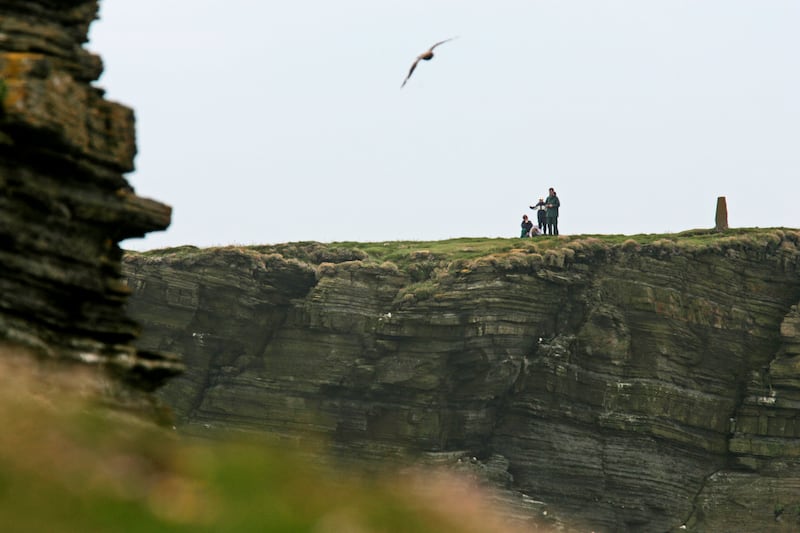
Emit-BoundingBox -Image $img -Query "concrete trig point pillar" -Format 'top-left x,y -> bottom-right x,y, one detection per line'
715,196 -> 728,231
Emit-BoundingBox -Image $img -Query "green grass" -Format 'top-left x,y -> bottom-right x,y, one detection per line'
127,228 -> 800,277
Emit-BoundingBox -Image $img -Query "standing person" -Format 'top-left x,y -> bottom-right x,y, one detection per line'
520,214 -> 533,238
545,188 -> 560,235
529,197 -> 547,233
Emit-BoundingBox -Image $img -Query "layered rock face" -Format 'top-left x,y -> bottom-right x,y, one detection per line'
125,233 -> 800,532
0,1 -> 181,403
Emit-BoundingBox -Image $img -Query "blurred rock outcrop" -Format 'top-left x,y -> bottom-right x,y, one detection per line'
0,0 -> 182,411
125,233 -> 800,532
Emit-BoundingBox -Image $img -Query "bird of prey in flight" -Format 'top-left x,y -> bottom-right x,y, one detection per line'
400,37 -> 458,88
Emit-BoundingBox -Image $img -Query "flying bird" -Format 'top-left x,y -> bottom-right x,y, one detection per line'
400,37 -> 458,88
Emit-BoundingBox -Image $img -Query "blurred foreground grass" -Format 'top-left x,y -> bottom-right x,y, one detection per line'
0,351 -> 529,533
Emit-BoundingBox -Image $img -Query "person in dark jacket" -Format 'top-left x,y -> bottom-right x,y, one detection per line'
544,188 -> 560,235
520,214 -> 533,237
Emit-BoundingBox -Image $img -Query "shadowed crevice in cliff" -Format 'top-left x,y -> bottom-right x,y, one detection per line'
125,230 -> 800,531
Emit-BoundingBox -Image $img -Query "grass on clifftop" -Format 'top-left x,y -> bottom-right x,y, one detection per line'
131,228 -> 800,274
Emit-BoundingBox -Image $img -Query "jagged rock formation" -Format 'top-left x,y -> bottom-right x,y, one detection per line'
0,1 -> 182,407
124,231 -> 800,532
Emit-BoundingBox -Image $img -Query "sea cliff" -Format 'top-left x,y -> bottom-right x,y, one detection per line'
4,4 -> 796,530
124,231 -> 800,532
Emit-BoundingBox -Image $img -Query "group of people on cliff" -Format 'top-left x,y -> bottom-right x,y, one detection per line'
520,187 -> 560,237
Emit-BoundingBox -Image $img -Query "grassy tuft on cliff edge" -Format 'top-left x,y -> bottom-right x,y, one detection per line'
131,227 -> 800,275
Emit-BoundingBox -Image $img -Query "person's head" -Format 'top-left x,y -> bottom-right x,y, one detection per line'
522,214 -> 529,220
549,187 -> 555,195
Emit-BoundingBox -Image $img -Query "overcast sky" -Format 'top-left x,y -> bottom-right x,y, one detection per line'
88,1 -> 800,251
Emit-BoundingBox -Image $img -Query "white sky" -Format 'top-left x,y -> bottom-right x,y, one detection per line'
88,1 -> 800,251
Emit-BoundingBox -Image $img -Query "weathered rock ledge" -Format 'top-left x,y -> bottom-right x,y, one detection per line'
0,1 -> 182,410
124,231 -> 800,532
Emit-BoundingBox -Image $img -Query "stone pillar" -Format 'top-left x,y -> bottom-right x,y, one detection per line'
714,196 -> 728,231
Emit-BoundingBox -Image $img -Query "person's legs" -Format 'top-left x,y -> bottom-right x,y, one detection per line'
552,219 -> 558,236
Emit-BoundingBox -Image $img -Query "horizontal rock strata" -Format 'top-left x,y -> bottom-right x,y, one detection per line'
0,1 -> 182,407
125,232 -> 800,531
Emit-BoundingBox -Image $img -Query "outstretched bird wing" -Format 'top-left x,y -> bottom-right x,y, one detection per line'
400,36 -> 458,88
429,36 -> 457,51
401,57 -> 422,88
